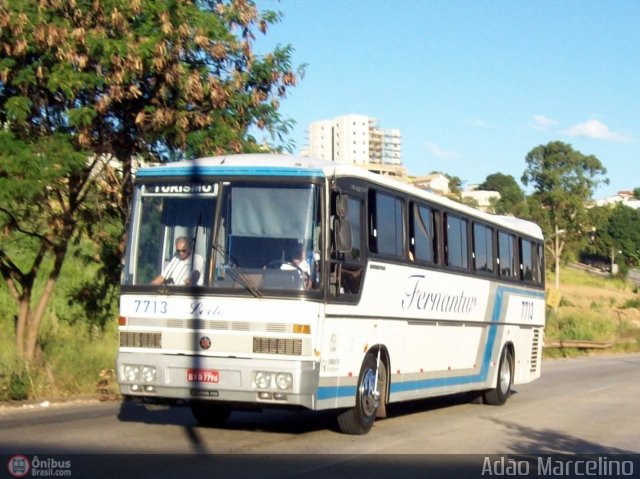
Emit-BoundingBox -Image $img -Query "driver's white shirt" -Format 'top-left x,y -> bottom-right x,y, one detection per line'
161,253 -> 204,285
281,259 -> 310,276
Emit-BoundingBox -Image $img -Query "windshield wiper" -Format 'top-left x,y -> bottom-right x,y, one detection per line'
211,242 -> 262,298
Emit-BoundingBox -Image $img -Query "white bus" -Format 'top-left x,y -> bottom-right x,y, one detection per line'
117,154 -> 545,434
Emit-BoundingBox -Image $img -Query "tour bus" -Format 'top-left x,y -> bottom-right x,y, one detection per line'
117,154 -> 545,435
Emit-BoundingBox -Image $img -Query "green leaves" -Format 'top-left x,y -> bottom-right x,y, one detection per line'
4,96 -> 32,123
522,141 -> 608,234
478,173 -> 525,216
68,107 -> 98,128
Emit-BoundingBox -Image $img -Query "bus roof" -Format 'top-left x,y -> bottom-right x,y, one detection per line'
136,154 -> 544,240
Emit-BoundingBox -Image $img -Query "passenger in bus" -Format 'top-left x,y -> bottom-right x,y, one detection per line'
151,236 -> 204,286
281,244 -> 313,289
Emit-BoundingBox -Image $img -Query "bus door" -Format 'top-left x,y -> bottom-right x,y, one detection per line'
329,185 -> 365,301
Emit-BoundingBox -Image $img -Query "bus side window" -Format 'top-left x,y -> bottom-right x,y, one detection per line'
410,203 -> 437,263
498,231 -> 517,278
472,222 -> 494,273
369,190 -> 405,257
520,238 -> 534,281
444,213 -> 469,269
535,242 -> 545,284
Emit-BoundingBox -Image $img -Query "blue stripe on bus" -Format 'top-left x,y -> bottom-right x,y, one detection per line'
137,166 -> 325,178
317,384 -> 357,401
316,286 -> 545,400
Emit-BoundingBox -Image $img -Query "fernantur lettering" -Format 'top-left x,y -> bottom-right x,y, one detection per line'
401,274 -> 478,314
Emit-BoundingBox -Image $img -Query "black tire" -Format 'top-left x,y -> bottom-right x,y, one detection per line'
337,353 -> 386,435
483,347 -> 514,406
189,401 -> 231,427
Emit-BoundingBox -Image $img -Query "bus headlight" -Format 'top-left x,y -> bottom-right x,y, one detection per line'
275,373 -> 292,390
123,365 -> 140,382
254,371 -> 272,389
142,366 -> 157,382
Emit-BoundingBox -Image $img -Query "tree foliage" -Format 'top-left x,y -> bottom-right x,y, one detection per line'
521,141 -> 608,288
478,172 -> 526,216
607,204 -> 640,266
0,0 -> 303,361
584,205 -> 614,258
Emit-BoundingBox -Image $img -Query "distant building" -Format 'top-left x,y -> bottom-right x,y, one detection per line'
306,119 -> 343,162
370,124 -> 402,166
593,190 -> 640,210
305,114 -> 406,178
410,173 -> 451,196
461,186 -> 501,212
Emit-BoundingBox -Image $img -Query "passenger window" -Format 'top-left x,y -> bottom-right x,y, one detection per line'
498,231 -> 517,278
411,203 -> 438,263
535,242 -> 544,284
473,223 -> 494,273
520,238 -> 534,281
445,213 -> 468,269
369,191 -> 404,257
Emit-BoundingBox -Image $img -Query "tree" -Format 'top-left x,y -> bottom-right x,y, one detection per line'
584,205 -> 614,264
0,0 -> 302,362
607,204 -> 640,267
521,141 -> 608,289
478,173 -> 526,216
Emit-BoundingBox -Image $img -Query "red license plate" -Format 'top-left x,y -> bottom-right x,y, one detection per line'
187,369 -> 219,383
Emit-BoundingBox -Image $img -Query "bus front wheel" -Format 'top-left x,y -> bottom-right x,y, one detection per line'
337,353 -> 386,435
483,347 -> 513,406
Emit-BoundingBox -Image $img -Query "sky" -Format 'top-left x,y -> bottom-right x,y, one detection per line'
254,0 -> 639,199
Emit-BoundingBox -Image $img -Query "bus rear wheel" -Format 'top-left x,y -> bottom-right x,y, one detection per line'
483,347 -> 513,406
189,401 -> 231,427
337,353 -> 386,435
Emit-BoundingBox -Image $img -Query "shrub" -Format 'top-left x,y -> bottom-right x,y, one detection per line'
551,313 -> 616,342
621,298 -> 640,309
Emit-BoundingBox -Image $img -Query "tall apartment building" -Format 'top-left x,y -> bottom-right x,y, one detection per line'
305,114 -> 402,167
370,123 -> 402,165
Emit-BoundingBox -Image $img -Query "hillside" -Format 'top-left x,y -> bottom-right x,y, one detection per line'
544,266 -> 640,355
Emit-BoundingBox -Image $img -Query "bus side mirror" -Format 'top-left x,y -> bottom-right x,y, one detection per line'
334,218 -> 352,253
336,194 -> 349,218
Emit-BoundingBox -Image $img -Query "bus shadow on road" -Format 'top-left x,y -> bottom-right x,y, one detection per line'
117,390 -> 490,436
117,398 -> 341,434
384,390 -> 490,419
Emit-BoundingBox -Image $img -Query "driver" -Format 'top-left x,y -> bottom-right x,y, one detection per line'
152,236 -> 204,286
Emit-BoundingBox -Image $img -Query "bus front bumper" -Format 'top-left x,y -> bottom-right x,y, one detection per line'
116,352 -> 320,410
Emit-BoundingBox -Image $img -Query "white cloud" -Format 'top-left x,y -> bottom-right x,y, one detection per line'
564,119 -> 631,143
531,114 -> 558,132
425,142 -> 462,159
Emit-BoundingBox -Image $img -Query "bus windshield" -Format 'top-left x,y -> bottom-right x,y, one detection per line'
212,182 -> 321,292
122,180 -> 322,293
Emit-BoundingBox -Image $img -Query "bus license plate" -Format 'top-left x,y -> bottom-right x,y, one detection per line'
187,369 -> 219,383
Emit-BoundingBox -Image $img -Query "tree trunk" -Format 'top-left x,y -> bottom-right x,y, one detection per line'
23,276 -> 58,362
15,297 -> 30,359
13,243 -> 69,363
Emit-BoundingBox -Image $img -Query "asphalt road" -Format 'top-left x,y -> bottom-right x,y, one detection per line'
0,354 -> 638,478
